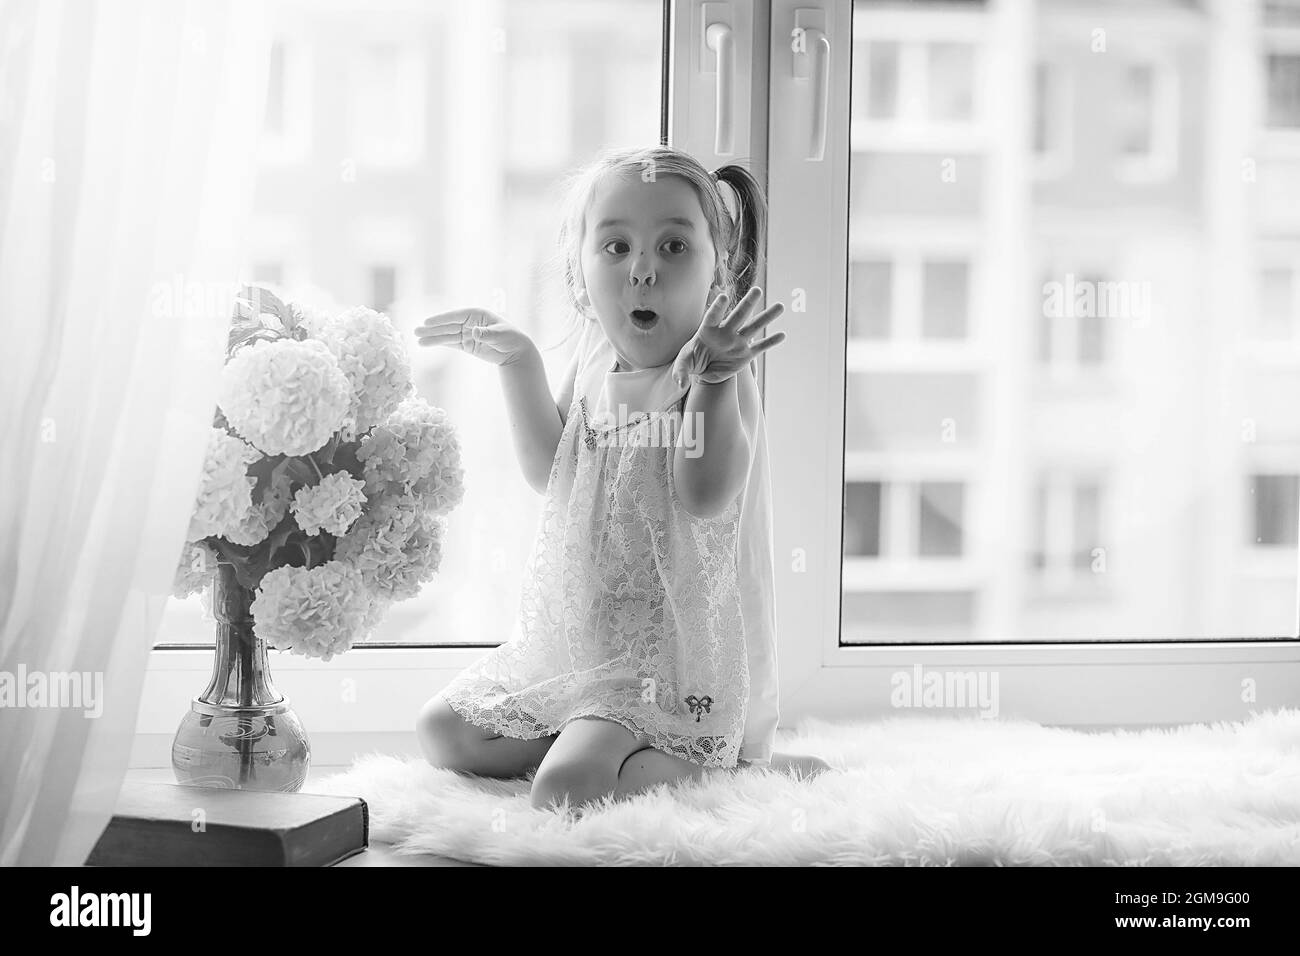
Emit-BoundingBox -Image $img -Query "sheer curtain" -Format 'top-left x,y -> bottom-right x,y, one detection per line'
0,0 -> 270,866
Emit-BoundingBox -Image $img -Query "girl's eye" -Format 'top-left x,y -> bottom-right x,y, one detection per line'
603,239 -> 629,255
663,239 -> 688,255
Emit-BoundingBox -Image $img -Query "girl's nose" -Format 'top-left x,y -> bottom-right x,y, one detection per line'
629,257 -> 656,287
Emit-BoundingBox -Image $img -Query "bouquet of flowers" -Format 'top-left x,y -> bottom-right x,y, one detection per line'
172,286 -> 464,661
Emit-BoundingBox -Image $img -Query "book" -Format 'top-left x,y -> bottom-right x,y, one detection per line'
86,782 -> 369,867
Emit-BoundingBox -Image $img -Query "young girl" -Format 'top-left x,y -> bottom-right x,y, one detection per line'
413,145 -> 830,813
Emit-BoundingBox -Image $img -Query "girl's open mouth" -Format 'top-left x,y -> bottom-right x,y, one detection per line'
630,309 -> 658,331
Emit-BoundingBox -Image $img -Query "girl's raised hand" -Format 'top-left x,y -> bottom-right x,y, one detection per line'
415,308 -> 537,367
670,288 -> 786,388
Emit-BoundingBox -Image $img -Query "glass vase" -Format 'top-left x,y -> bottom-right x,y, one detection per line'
171,561 -> 310,792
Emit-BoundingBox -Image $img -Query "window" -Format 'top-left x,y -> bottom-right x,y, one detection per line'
848,260 -> 892,339
847,250 -> 973,348
850,22 -> 979,137
920,260 -> 968,340
349,41 -> 425,165
1256,247 -> 1300,345
844,481 -> 883,557
918,481 -> 963,557
1266,53 -> 1300,129
858,40 -> 899,120
258,37 -> 311,163
1029,475 -> 1106,591
155,0 -> 664,654
1032,60 -> 1071,176
926,43 -> 974,122
370,265 -> 397,314
1039,270 -> 1111,372
810,0 -> 1298,651
1259,267 -> 1294,340
1251,475 -> 1299,547
1114,60 -> 1178,181
842,479 -> 967,561
251,260 -> 283,286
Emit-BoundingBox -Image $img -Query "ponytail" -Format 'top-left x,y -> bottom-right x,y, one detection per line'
712,164 -> 767,300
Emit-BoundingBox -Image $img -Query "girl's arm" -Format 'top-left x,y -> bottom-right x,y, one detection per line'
500,343 -> 572,495
673,364 -> 760,519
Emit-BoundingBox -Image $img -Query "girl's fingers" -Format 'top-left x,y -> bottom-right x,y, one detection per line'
416,331 -> 465,347
720,286 -> 763,330
735,302 -> 784,338
702,292 -> 730,327
749,332 -> 786,353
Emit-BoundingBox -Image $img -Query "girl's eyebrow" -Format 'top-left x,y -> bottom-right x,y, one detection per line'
594,217 -> 697,231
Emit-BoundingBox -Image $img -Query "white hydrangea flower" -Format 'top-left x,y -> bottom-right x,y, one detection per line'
303,305 -> 413,440
223,468 -> 294,547
218,337 -> 352,457
291,471 -> 367,537
357,396 -> 466,515
187,428 -> 262,542
333,491 -> 445,602
251,561 -> 375,662
172,540 -> 218,600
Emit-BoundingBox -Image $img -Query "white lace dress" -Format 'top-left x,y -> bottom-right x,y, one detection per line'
441,319 -> 779,769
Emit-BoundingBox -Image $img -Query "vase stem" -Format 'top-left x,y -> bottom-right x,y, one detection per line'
199,563 -> 285,714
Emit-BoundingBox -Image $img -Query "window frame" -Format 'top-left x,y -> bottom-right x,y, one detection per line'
135,0 -> 683,770
136,0 -> 1300,772
763,0 -> 1300,732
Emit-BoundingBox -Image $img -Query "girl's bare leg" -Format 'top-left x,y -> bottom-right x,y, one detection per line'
766,751 -> 833,779
613,748 -> 832,798
613,746 -> 705,799
416,695 -> 557,779
528,716 -> 648,811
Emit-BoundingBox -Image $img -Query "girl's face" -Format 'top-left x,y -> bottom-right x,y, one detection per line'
579,173 -> 717,371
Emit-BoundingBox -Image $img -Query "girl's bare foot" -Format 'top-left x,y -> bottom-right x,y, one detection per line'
738,752 -> 832,779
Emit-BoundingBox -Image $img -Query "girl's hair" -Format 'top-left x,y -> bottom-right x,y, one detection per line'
539,145 -> 767,351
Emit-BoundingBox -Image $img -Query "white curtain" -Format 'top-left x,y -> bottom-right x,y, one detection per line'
0,0 -> 270,865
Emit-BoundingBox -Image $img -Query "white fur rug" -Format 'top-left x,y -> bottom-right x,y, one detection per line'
306,709 -> 1300,866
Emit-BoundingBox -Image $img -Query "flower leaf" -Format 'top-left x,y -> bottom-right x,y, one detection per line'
238,285 -> 289,323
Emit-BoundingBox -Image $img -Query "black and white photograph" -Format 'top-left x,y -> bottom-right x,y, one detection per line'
1,0 -> 1298,914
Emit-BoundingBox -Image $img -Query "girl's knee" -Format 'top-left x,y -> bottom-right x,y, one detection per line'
529,760 -> 615,811
416,696 -> 470,769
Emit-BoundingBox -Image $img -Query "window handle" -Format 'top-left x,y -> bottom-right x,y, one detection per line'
706,22 -> 734,156
794,27 -> 830,161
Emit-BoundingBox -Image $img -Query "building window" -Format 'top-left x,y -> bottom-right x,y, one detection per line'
920,259 -> 969,340
1030,475 -> 1106,581
1040,271 -> 1110,371
259,37 -> 311,163
252,261 -> 283,286
845,480 -> 966,559
849,253 -> 971,344
1258,265 -> 1295,340
351,42 -> 425,165
1114,60 -> 1178,181
858,40 -> 900,121
370,265 -> 397,314
844,481 -> 883,557
508,51 -> 571,171
848,260 -> 892,339
927,43 -> 974,122
264,41 -> 286,137
1266,53 -> 1300,129
1250,474 -> 1299,546
917,481 -> 963,557
852,39 -> 976,127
